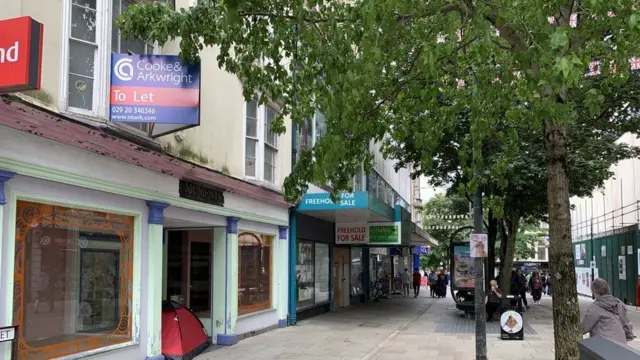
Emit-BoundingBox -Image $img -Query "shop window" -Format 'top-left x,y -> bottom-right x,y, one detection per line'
13,200 -> 134,359
350,248 -> 363,295
238,233 -> 272,316
314,243 -> 330,303
296,242 -> 315,309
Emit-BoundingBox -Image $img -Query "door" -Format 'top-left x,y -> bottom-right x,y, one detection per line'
189,241 -> 211,314
332,247 -> 350,308
342,262 -> 350,306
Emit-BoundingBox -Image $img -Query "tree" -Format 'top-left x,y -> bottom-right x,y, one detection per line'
118,1 -> 640,357
421,193 -> 470,267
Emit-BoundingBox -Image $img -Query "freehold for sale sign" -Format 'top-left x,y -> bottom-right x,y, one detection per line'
0,16 -> 43,93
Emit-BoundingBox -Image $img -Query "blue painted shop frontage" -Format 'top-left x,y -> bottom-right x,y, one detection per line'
288,189 -> 434,324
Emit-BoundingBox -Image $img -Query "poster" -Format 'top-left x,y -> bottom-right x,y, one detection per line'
621,246 -> 626,255
576,267 -> 593,296
296,243 -> 314,303
453,245 -> 475,289
618,255 -> 627,280
470,233 -> 488,258
601,245 -> 606,257
628,245 -> 634,255
575,245 -> 582,260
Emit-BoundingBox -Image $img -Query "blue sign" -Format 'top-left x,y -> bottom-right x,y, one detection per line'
109,54 -> 200,125
297,191 -> 369,211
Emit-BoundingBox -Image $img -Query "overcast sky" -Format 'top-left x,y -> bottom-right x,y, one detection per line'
419,177 -> 447,204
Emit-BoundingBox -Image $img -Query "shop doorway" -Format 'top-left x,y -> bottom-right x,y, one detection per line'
165,229 -> 213,319
333,247 -> 350,308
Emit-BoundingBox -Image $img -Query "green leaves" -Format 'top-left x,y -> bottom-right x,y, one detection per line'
550,28 -> 569,50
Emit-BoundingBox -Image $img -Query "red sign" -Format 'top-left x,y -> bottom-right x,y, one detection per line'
0,16 -> 43,93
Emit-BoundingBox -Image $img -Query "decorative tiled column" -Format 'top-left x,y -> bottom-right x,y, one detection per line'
215,216 -> 240,345
145,201 -> 169,360
277,225 -> 289,328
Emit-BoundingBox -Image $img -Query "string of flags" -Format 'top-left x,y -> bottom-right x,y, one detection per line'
442,11 -> 638,87
424,214 -> 470,219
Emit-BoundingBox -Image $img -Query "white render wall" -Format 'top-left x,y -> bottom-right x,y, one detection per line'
570,133 -> 640,240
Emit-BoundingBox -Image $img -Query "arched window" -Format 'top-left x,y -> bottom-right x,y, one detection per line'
238,232 -> 272,315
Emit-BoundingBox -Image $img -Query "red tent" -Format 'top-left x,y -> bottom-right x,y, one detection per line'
162,300 -> 210,360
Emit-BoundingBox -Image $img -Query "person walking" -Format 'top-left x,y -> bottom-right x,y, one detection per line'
412,268 -> 422,298
546,273 -> 552,296
486,280 -> 502,322
428,270 -> 438,297
581,278 -> 635,343
540,272 -> 547,295
529,271 -> 543,304
513,269 -> 529,311
402,268 -> 412,297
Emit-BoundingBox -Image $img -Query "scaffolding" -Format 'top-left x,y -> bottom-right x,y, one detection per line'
571,201 -> 640,242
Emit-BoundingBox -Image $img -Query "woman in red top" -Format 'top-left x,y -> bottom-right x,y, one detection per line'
412,269 -> 422,298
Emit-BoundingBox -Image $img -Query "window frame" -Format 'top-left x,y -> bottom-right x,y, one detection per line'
237,232 -> 274,316
60,0 -> 159,134
6,195 -> 142,360
242,100 -> 280,185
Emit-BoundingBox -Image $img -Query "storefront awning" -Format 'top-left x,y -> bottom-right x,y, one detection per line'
410,223 -> 438,247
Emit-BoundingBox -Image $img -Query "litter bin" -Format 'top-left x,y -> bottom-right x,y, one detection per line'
499,295 -> 524,340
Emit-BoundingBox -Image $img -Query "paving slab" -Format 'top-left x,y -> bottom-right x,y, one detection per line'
196,291 -> 640,360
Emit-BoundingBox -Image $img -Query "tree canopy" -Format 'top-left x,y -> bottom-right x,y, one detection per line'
118,0 -> 640,357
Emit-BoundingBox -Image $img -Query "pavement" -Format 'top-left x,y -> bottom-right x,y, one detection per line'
195,291 -> 640,360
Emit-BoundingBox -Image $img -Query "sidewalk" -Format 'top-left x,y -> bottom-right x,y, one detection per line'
196,292 -> 640,360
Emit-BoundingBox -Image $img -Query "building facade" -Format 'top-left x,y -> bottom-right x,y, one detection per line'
570,133 -> 640,301
288,120 -> 435,323
0,1 -> 291,359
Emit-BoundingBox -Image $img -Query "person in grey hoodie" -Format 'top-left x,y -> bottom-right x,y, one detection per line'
581,278 -> 635,343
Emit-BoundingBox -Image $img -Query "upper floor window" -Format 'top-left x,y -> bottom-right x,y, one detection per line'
65,0 -> 165,134
293,111 -> 326,165
244,100 -> 279,184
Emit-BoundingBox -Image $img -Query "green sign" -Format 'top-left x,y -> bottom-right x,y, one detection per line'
369,223 -> 400,244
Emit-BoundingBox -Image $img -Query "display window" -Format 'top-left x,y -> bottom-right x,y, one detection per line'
13,200 -> 135,360
238,232 -> 273,316
296,241 -> 330,309
350,248 -> 364,295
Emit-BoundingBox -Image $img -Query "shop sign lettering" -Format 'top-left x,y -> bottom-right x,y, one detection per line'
179,180 -> 224,207
336,223 -> 368,244
0,326 -> 16,343
304,192 -> 356,206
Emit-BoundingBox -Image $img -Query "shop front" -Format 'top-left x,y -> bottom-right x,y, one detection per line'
0,111 -> 289,360
289,190 -> 414,324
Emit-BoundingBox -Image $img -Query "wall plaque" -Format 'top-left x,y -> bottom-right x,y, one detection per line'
179,180 -> 224,207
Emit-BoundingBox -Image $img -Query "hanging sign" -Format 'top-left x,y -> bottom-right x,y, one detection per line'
0,16 -> 43,93
470,233 -> 488,258
110,54 -> 200,125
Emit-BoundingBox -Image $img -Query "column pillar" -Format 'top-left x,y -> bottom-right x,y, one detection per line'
216,216 -> 240,345
0,170 -> 15,343
288,210 -> 297,325
277,225 -> 289,327
145,201 -> 169,360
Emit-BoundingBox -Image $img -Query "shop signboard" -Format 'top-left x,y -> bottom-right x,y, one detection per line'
297,191 -> 368,211
452,244 -> 475,289
0,16 -> 43,93
369,223 -> 400,244
110,54 -> 201,136
335,222 -> 401,245
336,223 -> 369,244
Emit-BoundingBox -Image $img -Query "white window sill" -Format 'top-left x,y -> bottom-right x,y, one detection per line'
53,340 -> 139,360
243,178 -> 282,193
237,308 -> 276,320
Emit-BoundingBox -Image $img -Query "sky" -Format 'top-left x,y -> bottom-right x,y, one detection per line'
419,176 -> 447,204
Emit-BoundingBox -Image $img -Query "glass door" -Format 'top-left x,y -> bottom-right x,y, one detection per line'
189,241 -> 211,315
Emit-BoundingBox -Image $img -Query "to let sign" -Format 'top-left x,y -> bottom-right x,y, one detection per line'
110,54 -> 201,125
0,326 -> 16,343
0,16 -> 43,93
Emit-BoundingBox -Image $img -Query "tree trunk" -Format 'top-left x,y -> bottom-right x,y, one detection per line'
545,121 -> 581,360
498,217 -> 520,292
486,209 -> 498,289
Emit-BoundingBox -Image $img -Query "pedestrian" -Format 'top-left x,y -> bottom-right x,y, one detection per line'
486,280 -> 502,322
581,278 -> 635,343
546,274 -> 552,296
540,272 -> 547,295
412,268 -> 422,298
528,271 -> 543,304
402,268 -> 411,297
428,270 -> 438,297
513,269 -> 529,311
437,271 -> 448,298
